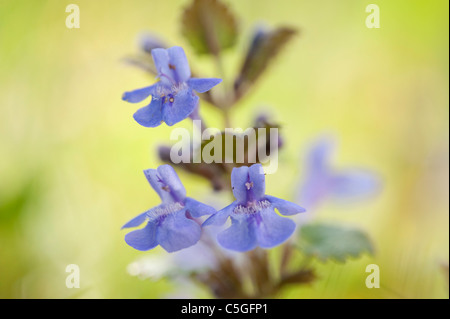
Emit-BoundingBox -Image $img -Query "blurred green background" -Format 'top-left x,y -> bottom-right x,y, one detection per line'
0,0 -> 448,298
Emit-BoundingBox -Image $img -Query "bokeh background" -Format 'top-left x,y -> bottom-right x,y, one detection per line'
0,0 -> 448,298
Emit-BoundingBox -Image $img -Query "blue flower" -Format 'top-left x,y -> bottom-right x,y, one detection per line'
203,164 -> 306,252
122,165 -> 216,253
297,136 -> 381,210
122,46 -> 222,127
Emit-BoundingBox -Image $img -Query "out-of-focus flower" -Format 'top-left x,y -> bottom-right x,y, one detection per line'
122,165 -> 216,252
122,46 -> 222,127
297,136 -> 381,210
126,230 -> 222,280
127,255 -> 172,281
203,164 -> 306,252
138,32 -> 167,53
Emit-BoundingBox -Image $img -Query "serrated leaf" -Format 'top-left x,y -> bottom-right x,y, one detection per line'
234,26 -> 298,101
181,0 -> 238,55
298,223 -> 374,262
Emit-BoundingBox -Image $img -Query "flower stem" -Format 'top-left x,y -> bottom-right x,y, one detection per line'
213,52 -> 234,126
280,243 -> 294,276
223,108 -> 231,128
189,106 -> 207,133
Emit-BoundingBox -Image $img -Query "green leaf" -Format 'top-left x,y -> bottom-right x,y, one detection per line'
234,26 -> 298,101
181,0 -> 238,56
298,223 -> 374,262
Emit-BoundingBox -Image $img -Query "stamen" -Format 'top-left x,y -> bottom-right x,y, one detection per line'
245,182 -> 253,190
171,82 -> 187,94
153,86 -> 170,100
146,202 -> 184,220
233,200 -> 271,215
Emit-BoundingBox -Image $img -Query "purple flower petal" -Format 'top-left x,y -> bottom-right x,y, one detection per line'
167,46 -> 191,83
156,165 -> 187,201
187,78 -> 222,93
144,169 -> 172,203
231,164 -> 266,203
151,47 -> 191,85
255,208 -> 296,248
144,165 -> 186,203
122,84 -> 157,103
151,48 -> 172,86
307,136 -> 335,175
231,166 -> 250,203
203,202 -> 237,226
265,195 -> 306,216
121,211 -> 148,229
217,215 -> 257,252
329,169 -> 381,202
248,164 -> 266,200
162,88 -> 199,126
133,98 -> 163,127
124,221 -> 158,251
157,210 -> 202,252
184,197 -> 216,218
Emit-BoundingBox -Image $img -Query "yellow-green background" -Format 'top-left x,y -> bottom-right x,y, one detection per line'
0,0 -> 448,298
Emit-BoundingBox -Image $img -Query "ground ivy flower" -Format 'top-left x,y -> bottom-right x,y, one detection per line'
203,164 -> 306,252
297,136 -> 381,210
122,46 -> 222,127
122,164 -> 216,253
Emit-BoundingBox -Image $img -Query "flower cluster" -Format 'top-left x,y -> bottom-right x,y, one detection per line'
121,44 -> 305,253
122,164 -> 305,252
120,0 -> 380,298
